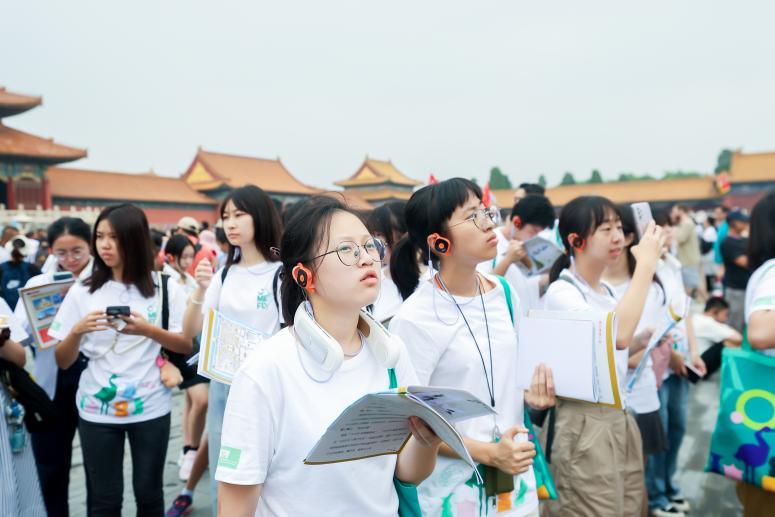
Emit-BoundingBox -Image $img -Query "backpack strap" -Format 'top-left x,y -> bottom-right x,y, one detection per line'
495,275 -> 514,324
160,272 -> 170,331
388,368 -> 398,390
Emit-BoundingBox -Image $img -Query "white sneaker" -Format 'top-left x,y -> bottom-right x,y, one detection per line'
669,498 -> 691,513
178,450 -> 197,481
651,505 -> 686,517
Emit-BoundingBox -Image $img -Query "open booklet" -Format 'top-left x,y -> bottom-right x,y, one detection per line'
195,309 -> 270,384
517,236 -> 563,275
305,386 -> 495,479
517,310 -> 623,408
19,278 -> 76,349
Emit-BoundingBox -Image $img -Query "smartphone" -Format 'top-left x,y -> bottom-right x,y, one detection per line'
685,361 -> 705,384
53,271 -> 74,282
106,306 -> 130,331
631,202 -> 654,238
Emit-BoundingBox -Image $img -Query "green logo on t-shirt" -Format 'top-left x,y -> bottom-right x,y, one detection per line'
218,446 -> 241,469
753,296 -> 775,308
257,288 -> 270,310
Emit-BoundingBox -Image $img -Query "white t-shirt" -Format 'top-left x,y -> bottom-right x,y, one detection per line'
0,297 -> 29,344
692,313 -> 738,353
390,274 -> 538,517
371,267 -> 403,323
744,259 -> 775,357
215,327 -> 418,517
49,275 -> 186,424
202,262 -> 283,332
476,228 -> 542,317
611,280 -> 663,414
14,260 -> 93,399
543,269 -> 630,408
162,264 -> 197,297
656,257 -> 689,358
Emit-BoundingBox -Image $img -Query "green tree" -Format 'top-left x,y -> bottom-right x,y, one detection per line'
538,174 -> 547,187
617,172 -> 654,182
470,177 -> 478,185
488,167 -> 513,189
715,149 -> 733,173
560,172 -> 577,186
663,170 -> 701,180
588,169 -> 604,184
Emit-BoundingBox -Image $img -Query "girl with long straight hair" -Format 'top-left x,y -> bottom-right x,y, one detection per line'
217,195 -> 441,515
13,217 -> 93,517
389,178 -> 555,517
366,204 -> 407,323
51,204 -> 191,516
542,196 -> 664,516
180,184 -> 284,516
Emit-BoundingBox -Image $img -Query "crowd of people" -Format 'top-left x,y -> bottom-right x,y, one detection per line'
0,180 -> 773,517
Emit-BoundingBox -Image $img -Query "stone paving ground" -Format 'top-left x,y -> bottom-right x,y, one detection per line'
67,373 -> 742,516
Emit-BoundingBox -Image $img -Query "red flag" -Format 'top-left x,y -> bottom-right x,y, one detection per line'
482,182 -> 492,208
428,174 -> 439,185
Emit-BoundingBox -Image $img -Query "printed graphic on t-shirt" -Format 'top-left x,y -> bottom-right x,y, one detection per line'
256,288 -> 270,310
81,374 -> 144,417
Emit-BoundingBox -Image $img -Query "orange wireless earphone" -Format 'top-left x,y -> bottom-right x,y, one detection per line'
568,233 -> 586,252
428,233 -> 451,256
292,263 -> 315,292
512,215 -> 523,229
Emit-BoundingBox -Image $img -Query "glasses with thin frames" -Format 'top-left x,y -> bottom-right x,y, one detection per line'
448,206 -> 498,231
54,248 -> 88,262
312,237 -> 386,266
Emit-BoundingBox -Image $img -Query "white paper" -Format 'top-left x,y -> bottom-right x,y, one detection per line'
522,237 -> 563,275
305,386 -> 494,476
528,309 -> 621,408
197,309 -> 270,384
516,316 -> 598,402
19,279 -> 76,349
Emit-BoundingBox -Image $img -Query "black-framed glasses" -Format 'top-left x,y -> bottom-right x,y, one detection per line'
312,237 -> 386,266
448,206 -> 498,231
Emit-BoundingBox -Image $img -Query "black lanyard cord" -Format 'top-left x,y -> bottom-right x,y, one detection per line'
437,273 -> 496,408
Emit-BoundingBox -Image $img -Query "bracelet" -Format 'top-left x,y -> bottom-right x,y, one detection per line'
189,296 -> 204,306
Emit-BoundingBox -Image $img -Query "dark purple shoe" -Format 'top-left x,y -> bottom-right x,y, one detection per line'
165,494 -> 193,517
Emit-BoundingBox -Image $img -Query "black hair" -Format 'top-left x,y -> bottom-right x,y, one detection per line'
548,196 -> 620,283
164,234 -> 195,262
748,189 -> 775,270
519,183 -> 545,196
150,229 -> 165,253
510,195 -> 555,229
220,185 -> 282,266
653,208 -> 672,227
384,201 -> 408,236
87,204 -> 156,298
215,227 -> 228,246
704,296 -> 730,313
47,217 -> 91,247
618,204 -> 664,301
390,178 -> 482,300
279,196 -> 362,325
366,205 -> 403,251
715,204 -> 730,214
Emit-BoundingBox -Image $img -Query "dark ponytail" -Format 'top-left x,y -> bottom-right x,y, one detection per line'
279,196 -> 362,326
389,178 -> 482,300
549,195 -> 620,283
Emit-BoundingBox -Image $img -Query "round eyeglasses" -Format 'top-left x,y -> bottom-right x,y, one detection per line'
312,237 -> 386,266
448,206 -> 498,231
54,248 -> 88,262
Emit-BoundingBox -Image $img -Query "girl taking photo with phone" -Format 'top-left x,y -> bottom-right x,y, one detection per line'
543,196 -> 665,517
389,178 -> 555,517
217,195 -> 441,516
51,204 -> 191,517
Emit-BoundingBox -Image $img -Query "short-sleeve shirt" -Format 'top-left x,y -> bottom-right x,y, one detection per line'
745,259 -> 775,357
692,313 -> 738,353
215,327 -> 418,516
49,276 -> 186,424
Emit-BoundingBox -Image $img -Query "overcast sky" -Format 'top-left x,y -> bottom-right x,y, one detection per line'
3,1 -> 775,189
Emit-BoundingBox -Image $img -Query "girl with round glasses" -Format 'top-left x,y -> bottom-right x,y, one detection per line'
390,178 -> 555,517
13,217 -> 93,517
217,195 -> 441,516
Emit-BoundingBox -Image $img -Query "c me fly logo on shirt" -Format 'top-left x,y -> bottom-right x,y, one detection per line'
218,446 -> 241,469
256,288 -> 270,310
147,304 -> 158,323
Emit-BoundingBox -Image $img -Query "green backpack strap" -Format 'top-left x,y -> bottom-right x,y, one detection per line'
495,275 -> 515,324
388,368 -> 398,389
